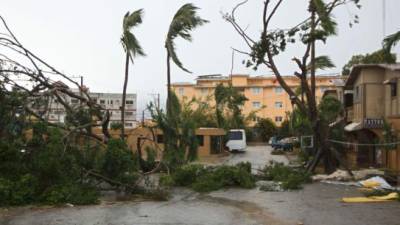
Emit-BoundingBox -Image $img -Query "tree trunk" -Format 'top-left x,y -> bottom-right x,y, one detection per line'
306,3 -> 324,173
166,51 -> 171,115
121,52 -> 130,139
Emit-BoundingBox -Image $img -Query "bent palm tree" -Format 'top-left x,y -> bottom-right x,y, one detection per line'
165,3 -> 208,112
120,9 -> 145,138
383,31 -> 400,53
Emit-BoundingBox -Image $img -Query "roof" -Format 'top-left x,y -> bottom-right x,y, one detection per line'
331,78 -> 346,87
196,128 -> 226,136
171,82 -> 194,86
345,63 -> 400,87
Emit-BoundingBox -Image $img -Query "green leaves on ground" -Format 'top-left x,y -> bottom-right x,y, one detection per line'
160,162 -> 255,192
258,162 -> 311,190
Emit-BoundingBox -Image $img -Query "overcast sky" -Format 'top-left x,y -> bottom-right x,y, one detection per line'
2,0 -> 400,115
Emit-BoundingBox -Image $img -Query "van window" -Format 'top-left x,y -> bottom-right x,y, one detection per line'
229,131 -> 243,140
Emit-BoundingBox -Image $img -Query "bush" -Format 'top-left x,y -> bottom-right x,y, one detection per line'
236,161 -> 252,174
42,183 -> 99,205
255,118 -> 277,142
172,164 -> 205,186
0,175 -> 38,206
259,161 -> 311,190
192,173 -> 223,192
159,174 -> 175,187
102,139 -> 139,185
140,147 -> 157,172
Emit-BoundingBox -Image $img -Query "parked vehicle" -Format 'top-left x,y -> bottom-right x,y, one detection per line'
226,129 -> 247,152
269,136 -> 294,151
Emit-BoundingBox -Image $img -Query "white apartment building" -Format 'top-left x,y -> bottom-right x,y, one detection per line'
40,85 -> 138,128
90,92 -> 137,128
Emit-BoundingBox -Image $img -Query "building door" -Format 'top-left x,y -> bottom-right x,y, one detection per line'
210,136 -> 222,154
356,129 -> 378,167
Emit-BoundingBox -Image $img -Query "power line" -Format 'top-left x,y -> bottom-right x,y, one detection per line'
327,139 -> 400,147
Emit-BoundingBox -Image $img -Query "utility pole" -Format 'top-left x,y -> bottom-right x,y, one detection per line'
69,75 -> 84,105
149,93 -> 160,109
142,110 -> 145,126
230,49 -> 234,85
382,0 -> 386,38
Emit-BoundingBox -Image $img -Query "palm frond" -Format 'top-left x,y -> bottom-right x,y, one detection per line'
122,31 -> 145,58
383,31 -> 400,52
121,9 -> 145,58
166,3 -> 208,73
123,9 -> 144,31
312,0 -> 337,35
307,55 -> 335,71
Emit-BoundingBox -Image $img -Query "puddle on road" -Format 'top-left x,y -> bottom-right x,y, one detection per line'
198,194 -> 291,225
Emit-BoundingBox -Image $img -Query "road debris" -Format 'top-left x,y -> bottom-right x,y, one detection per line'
257,180 -> 284,192
312,169 -> 384,182
342,192 -> 399,203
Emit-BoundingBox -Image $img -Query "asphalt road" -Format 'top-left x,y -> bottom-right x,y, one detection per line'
1,145 -> 399,225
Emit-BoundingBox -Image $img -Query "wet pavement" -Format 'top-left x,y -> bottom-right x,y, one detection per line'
223,145 -> 288,172
1,145 -> 399,225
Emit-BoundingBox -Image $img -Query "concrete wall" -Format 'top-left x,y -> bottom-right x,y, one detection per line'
94,127 -> 226,160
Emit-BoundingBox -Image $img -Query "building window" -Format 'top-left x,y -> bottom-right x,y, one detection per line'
391,82 -> 397,97
275,116 -> 283,122
275,101 -> 283,108
125,111 -> 134,116
157,135 -> 163,144
100,99 -> 105,104
126,100 -> 134,105
252,101 -> 261,109
354,86 -> 360,102
251,87 -> 262,95
109,100 -> 113,105
200,88 -> 208,95
274,87 -> 283,93
178,87 -> 184,95
124,122 -> 133,127
196,135 -> 204,146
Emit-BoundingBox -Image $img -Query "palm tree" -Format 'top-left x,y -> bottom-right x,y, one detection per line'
165,3 -> 208,112
383,31 -> 400,53
120,9 -> 145,139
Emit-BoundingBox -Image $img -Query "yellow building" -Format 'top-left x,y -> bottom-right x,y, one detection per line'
93,127 -> 227,158
344,64 -> 400,173
172,74 -> 339,126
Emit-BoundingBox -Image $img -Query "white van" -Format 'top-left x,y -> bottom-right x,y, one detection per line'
226,129 -> 247,152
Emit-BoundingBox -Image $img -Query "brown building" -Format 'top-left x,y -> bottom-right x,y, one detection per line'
172,74 -> 339,126
344,64 -> 400,173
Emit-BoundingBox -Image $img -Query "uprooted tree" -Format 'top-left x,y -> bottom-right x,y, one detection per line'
0,16 -> 164,206
224,0 -> 361,173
